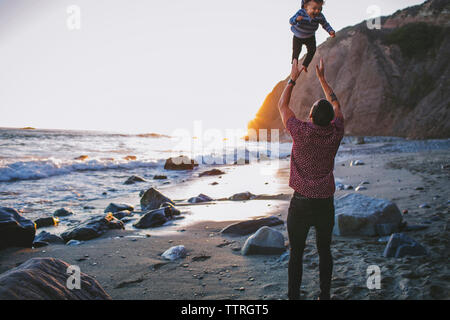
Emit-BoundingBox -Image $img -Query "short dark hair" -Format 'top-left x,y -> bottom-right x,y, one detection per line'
302,0 -> 324,8
311,99 -> 334,127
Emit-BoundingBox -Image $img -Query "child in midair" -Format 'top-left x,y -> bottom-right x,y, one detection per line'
290,0 -> 335,72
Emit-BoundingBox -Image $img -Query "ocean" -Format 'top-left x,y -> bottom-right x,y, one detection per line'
1,127 -> 449,229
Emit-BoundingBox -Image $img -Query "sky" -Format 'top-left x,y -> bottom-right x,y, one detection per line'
0,0 -> 425,135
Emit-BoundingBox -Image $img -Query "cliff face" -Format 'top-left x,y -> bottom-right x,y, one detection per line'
248,0 -> 450,140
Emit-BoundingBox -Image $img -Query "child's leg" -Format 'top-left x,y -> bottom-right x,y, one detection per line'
292,36 -> 304,64
302,36 -> 317,69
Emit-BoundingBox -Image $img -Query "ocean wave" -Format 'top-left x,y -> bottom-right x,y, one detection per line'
0,158 -> 163,182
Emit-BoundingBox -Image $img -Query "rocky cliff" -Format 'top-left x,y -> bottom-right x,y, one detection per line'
248,0 -> 450,140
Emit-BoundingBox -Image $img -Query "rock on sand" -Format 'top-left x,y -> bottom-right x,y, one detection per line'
241,226 -> 285,256
0,258 -> 111,300
333,193 -> 403,237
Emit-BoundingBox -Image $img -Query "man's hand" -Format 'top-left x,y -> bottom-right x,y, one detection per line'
296,16 -> 304,22
329,31 -> 336,38
291,59 -> 303,82
315,58 -> 325,80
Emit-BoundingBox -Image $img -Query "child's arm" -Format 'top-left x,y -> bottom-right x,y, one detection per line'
319,14 -> 335,37
289,9 -> 306,25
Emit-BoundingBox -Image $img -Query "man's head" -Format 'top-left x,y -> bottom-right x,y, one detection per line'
309,99 -> 335,127
303,0 -> 324,19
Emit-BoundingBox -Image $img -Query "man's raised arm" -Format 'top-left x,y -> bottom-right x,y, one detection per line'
278,60 -> 303,128
315,59 -> 344,120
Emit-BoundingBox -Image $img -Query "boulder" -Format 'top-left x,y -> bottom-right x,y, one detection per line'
199,169 -> 225,177
140,187 -> 175,211
221,216 -> 284,236
124,175 -> 146,185
34,231 -> 65,245
104,203 -> 134,213
229,191 -> 256,201
133,205 -> 181,229
0,258 -> 111,300
61,213 -> 124,242
161,245 -> 187,261
188,194 -> 213,203
164,156 -> 199,170
53,208 -> 74,217
333,194 -> 403,237
383,233 -> 427,258
0,206 -> 36,249
241,227 -> 285,256
34,217 -> 59,229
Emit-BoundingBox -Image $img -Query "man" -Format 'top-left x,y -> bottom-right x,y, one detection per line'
278,58 -> 345,300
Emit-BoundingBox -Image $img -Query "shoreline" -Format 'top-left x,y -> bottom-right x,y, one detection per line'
0,146 -> 449,300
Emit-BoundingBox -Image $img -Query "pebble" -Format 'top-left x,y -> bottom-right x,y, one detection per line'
419,204 -> 430,209
350,160 -> 365,166
355,186 -> 367,191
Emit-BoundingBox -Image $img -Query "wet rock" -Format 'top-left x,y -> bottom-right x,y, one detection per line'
336,183 -> 345,191
74,155 -> 88,161
161,245 -> 187,261
32,241 -> 49,248
61,213 -> 124,242
34,231 -> 64,245
210,182 -> 219,186
188,194 -> 214,203
350,160 -> 365,166
140,187 -> 175,211
383,233 -> 427,258
124,155 -> 137,161
355,186 -> 367,192
53,208 -> 74,217
66,240 -> 83,246
221,216 -> 284,236
164,156 -> 199,170
419,203 -> 430,209
0,258 -> 111,300
333,194 -> 403,237
124,175 -> 146,185
199,169 -> 225,177
104,203 -> 134,214
344,185 -> 354,190
34,216 -> 59,229
154,175 -> 167,180
112,210 -> 134,220
229,191 -> 256,201
361,181 -> 370,185
133,205 -> 180,229
0,206 -> 36,250
241,227 -> 286,256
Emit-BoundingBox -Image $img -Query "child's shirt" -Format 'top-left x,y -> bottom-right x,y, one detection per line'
290,9 -> 334,39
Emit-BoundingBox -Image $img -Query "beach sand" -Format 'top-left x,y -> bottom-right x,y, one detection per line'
0,148 -> 448,300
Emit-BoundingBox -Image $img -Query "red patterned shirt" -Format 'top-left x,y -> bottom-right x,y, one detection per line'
286,115 -> 344,199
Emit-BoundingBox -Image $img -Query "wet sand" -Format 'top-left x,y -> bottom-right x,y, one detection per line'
0,147 -> 448,300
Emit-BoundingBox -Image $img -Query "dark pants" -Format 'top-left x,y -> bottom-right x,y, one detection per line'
287,191 -> 335,300
292,35 -> 317,68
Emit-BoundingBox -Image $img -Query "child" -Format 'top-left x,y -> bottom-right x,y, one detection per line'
290,0 -> 335,72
